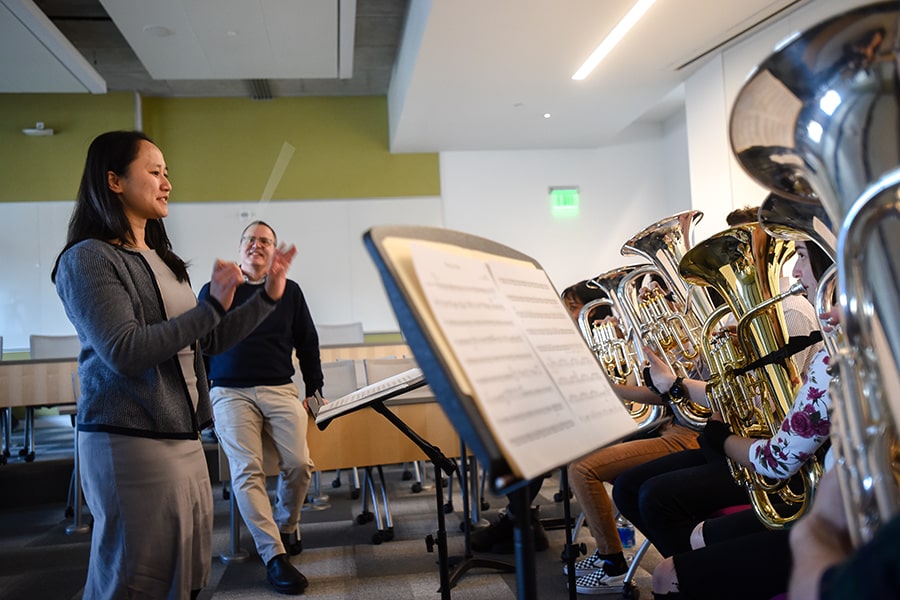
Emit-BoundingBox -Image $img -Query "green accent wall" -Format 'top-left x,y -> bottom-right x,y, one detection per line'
1,93 -> 440,203
0,93 -> 136,202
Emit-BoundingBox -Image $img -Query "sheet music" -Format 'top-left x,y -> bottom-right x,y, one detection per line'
409,242 -> 636,480
314,367 -> 426,427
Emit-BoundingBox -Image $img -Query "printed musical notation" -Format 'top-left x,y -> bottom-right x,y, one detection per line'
409,242 -> 637,480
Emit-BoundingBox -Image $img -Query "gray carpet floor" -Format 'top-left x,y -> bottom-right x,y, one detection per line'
0,415 -> 661,599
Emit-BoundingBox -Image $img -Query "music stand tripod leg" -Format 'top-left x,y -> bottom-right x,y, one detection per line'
371,402 -> 456,600
559,467 -> 577,600
448,442 -> 514,590
510,487 -> 538,600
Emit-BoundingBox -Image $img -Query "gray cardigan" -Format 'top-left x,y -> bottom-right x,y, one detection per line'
55,239 -> 276,439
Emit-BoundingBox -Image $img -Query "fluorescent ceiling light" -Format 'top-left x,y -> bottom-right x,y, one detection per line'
572,0 -> 657,81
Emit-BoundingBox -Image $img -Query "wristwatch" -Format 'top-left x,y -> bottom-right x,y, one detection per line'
667,376 -> 686,400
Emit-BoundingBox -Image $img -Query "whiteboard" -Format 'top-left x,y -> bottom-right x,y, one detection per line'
0,197 -> 443,351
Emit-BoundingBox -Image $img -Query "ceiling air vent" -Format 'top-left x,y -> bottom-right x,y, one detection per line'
248,79 -> 273,100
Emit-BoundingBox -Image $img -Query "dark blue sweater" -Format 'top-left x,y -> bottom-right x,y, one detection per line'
199,279 -> 324,397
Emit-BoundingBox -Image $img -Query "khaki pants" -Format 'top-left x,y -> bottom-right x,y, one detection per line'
212,382 -> 314,564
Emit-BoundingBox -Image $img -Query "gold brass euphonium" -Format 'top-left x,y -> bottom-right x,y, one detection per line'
620,210 -> 715,430
730,2 -> 900,545
577,266 -> 667,433
679,223 -> 821,529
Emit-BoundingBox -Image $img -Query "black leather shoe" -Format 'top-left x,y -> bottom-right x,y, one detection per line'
281,532 -> 303,555
470,507 -> 549,554
266,554 -> 308,595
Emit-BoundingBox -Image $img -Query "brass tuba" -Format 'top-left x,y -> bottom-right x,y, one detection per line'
679,223 -> 821,529
730,1 -> 900,545
620,210 -> 715,430
576,266 -> 668,433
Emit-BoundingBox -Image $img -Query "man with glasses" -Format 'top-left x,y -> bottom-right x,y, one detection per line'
199,221 -> 323,595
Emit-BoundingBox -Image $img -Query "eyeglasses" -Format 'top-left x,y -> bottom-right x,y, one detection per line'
241,235 -> 275,248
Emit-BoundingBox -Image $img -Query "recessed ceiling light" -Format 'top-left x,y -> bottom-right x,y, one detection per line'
543,113 -> 552,119
143,25 -> 174,37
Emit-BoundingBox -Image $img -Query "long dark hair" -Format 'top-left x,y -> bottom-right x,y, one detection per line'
51,131 -> 188,283
806,241 -> 832,282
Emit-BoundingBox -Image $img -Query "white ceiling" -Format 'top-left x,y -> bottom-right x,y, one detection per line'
1,0 -> 812,152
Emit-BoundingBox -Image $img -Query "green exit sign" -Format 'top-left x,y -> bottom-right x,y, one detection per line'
549,186 -> 580,217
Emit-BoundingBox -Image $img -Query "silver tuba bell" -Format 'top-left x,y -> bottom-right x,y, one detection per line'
730,1 -> 900,545
619,210 -> 716,430
577,267 -> 668,433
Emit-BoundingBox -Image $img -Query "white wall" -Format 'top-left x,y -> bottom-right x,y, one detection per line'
684,0 -> 878,229
0,197 -> 442,351
439,125 -> 692,293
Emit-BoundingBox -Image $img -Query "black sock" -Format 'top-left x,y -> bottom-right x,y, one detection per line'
598,551 -> 627,575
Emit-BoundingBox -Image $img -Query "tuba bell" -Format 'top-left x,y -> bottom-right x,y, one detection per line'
730,1 -> 900,545
619,210 -> 715,430
577,267 -> 668,433
679,223 -> 821,529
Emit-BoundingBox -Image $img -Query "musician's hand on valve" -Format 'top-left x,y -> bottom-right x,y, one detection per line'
638,281 -> 663,301
642,345 -> 676,395
595,316 -> 623,338
820,306 -> 841,333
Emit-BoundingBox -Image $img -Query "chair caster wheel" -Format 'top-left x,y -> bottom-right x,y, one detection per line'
411,482 -> 422,493
356,511 -> 375,525
443,502 -> 454,514
350,489 -> 360,500
372,532 -> 383,545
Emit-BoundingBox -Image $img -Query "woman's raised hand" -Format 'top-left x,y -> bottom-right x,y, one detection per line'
209,259 -> 244,311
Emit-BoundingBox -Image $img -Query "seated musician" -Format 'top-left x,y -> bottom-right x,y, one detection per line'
562,208 -> 814,595
563,272 -> 710,594
471,280 -> 610,554
612,240 -> 835,600
789,468 -> 900,600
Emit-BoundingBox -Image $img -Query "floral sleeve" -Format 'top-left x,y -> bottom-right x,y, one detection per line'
748,348 -> 832,479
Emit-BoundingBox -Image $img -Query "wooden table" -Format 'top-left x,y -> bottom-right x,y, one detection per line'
0,358 -> 78,462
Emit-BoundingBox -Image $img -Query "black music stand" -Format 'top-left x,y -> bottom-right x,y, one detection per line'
368,401 -> 458,600
363,225 -> 640,600
446,441 -> 515,591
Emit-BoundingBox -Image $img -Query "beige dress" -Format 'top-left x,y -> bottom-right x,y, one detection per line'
80,249 -> 211,600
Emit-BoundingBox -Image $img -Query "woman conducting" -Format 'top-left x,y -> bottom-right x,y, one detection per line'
52,130 -> 296,599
